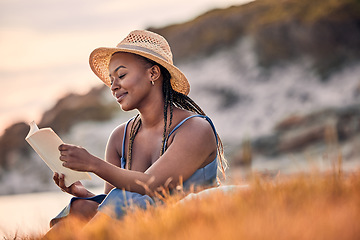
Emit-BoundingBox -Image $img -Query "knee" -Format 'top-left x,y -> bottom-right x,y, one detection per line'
70,199 -> 99,219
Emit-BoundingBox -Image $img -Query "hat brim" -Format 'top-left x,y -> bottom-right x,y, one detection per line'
89,46 -> 190,95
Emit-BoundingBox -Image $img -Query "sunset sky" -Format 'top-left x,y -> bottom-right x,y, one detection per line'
0,0 -> 252,134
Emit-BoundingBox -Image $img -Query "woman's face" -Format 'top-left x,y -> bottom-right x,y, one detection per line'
109,52 -> 153,111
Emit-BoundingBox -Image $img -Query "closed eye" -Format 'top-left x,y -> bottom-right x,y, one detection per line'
109,74 -> 125,85
110,76 -> 115,86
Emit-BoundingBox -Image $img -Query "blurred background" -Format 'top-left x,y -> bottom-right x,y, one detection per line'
1,0 -> 360,235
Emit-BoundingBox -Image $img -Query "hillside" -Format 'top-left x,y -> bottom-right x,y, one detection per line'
150,0 -> 360,78
1,0 -> 360,194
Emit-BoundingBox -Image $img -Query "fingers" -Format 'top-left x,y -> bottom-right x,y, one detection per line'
59,144 -> 71,166
59,150 -> 68,168
58,143 -> 79,159
58,143 -> 70,151
53,172 -> 71,194
53,172 -> 66,191
58,143 -> 68,152
58,144 -> 91,172
53,172 -> 60,186
59,155 -> 67,163
59,143 -> 81,151
58,173 -> 67,190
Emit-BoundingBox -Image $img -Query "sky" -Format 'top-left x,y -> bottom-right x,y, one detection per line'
0,0 -> 253,135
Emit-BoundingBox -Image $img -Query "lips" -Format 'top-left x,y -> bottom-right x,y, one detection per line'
115,92 -> 128,103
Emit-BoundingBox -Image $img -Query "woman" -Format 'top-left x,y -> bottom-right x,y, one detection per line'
49,30 -> 227,229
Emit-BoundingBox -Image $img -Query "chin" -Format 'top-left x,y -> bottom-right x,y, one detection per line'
119,103 -> 135,112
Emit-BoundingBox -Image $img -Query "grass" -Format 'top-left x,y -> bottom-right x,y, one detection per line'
14,165 -> 360,240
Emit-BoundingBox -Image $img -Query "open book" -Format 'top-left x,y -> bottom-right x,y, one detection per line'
25,121 -> 91,187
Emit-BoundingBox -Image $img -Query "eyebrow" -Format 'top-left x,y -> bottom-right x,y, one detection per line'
109,65 -> 126,77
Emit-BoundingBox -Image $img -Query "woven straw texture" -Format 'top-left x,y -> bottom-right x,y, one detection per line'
89,30 -> 190,95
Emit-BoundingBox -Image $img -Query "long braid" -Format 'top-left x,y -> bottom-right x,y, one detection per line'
172,91 -> 205,115
160,67 -> 174,156
125,55 -> 227,177
161,75 -> 170,156
168,86 -> 228,177
127,114 -> 141,170
125,56 -> 173,169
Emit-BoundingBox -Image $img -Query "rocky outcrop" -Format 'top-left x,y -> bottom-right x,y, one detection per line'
150,0 -> 360,78
251,104 -> 360,156
0,86 -> 118,172
38,86 -> 117,133
0,122 -> 30,170
1,0 -> 360,193
3,0 -> 360,172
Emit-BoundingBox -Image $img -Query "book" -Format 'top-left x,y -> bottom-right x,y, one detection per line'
25,121 -> 92,187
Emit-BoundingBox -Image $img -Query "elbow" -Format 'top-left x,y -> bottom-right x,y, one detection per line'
150,176 -> 185,197
135,175 -> 179,197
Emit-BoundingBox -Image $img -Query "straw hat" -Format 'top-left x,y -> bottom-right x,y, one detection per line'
89,30 -> 190,95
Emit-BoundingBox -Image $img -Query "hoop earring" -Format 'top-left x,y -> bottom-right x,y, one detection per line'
151,81 -> 155,86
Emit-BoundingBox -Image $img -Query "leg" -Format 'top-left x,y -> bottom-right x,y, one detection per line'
70,199 -> 99,220
81,211 -> 113,236
44,199 -> 99,239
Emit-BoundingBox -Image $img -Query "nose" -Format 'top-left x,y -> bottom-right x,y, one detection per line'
110,77 -> 119,93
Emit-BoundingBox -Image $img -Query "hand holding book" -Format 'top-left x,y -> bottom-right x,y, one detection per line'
53,172 -> 95,198
25,121 -> 91,187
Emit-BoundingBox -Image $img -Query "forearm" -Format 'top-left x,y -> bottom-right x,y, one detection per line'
92,160 -> 155,195
84,189 -> 96,198
74,188 -> 96,198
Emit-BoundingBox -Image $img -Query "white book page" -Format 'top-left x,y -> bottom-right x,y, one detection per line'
25,121 -> 91,187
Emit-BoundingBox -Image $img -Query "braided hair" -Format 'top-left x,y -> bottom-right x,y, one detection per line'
125,55 -> 227,177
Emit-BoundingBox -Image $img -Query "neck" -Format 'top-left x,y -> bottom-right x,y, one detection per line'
139,109 -> 164,130
137,91 -> 165,130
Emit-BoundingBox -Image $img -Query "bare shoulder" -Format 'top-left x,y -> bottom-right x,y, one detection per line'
170,110 -> 217,151
146,112 -> 217,183
105,121 -> 128,164
172,109 -> 215,133
108,123 -> 126,142
178,115 -> 216,141
107,123 -> 126,148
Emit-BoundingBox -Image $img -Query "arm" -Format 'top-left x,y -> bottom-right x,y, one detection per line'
54,124 -> 125,197
94,117 -> 217,195
53,172 -> 95,198
103,124 -> 125,194
61,117 -> 217,196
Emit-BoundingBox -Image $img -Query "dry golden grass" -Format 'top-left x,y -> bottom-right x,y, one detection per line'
21,167 -> 360,240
